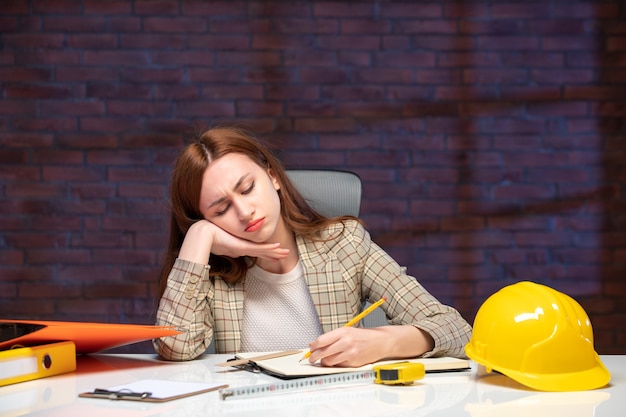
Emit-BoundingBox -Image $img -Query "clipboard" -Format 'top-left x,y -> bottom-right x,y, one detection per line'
79,379 -> 229,403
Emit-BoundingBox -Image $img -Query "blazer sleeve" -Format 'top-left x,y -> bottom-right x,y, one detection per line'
344,221 -> 472,358
153,258 -> 214,361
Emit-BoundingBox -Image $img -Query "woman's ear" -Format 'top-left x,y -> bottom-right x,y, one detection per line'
267,168 -> 281,191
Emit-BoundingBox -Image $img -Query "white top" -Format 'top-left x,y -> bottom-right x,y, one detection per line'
240,261 -> 323,352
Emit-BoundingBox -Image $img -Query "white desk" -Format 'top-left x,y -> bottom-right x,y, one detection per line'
1,354 -> 624,417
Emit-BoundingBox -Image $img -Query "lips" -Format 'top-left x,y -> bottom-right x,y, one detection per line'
245,217 -> 265,233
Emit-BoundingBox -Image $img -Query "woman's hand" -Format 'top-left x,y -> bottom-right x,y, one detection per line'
306,325 -> 434,368
178,220 -> 289,265
209,222 -> 290,261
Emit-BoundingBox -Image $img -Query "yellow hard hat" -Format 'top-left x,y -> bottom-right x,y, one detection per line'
465,281 -> 610,391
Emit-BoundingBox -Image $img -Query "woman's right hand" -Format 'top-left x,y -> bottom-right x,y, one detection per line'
178,220 -> 289,265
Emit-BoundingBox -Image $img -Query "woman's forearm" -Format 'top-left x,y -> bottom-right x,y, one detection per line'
154,259 -> 212,361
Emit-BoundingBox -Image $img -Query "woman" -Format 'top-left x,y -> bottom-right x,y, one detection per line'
154,126 -> 472,366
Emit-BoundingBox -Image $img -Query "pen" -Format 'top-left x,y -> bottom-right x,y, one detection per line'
300,296 -> 387,361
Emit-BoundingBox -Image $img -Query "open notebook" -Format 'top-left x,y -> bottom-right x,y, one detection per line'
232,350 -> 470,379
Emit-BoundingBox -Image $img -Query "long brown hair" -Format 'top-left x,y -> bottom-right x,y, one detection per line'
158,126 -> 356,297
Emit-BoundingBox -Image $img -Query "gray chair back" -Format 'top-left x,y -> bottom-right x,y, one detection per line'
286,170 -> 362,218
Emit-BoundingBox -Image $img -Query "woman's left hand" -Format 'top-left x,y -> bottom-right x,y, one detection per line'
306,327 -> 383,367
306,325 -> 433,367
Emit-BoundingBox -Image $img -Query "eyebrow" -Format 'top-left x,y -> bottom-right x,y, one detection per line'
207,174 -> 248,209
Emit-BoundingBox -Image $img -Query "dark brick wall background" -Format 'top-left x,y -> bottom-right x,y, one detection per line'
1,0 -> 625,354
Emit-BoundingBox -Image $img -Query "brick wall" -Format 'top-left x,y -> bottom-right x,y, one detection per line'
1,0 -> 625,354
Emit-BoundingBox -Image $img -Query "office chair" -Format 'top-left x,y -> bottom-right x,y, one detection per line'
285,170 -> 362,218
286,169 -> 388,328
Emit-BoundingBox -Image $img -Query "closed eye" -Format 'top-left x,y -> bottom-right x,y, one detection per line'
214,182 -> 254,216
242,181 -> 255,195
214,204 -> 230,216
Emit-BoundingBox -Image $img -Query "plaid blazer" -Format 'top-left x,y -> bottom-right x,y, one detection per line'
154,220 -> 471,361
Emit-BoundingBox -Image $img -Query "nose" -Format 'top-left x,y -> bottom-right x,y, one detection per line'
234,199 -> 254,221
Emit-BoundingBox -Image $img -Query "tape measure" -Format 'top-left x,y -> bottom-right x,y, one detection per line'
373,361 -> 425,385
219,362 -> 426,400
219,370 -> 376,401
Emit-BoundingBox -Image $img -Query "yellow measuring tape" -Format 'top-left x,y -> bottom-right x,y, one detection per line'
219,362 -> 426,400
373,361 -> 425,385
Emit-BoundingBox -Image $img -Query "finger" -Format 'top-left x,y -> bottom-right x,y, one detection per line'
319,352 -> 344,367
313,346 -> 353,367
307,333 -> 342,363
270,249 -> 290,258
255,249 -> 289,261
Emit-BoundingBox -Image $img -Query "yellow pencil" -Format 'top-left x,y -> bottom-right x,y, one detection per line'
300,297 -> 387,361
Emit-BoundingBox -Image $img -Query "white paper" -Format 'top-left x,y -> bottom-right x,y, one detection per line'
105,379 -> 224,399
